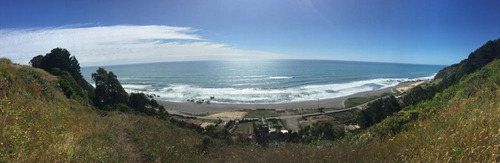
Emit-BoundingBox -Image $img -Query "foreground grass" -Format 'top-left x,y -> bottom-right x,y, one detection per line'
0,61 -> 124,162
2,58 -> 499,162
0,60 -> 205,162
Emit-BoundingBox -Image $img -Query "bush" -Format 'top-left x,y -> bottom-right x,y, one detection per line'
30,48 -> 94,101
92,68 -> 129,109
58,79 -> 75,98
114,103 -> 132,112
129,93 -> 168,116
310,121 -> 345,140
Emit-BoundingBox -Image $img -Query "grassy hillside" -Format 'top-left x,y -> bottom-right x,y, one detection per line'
204,59 -> 500,162
0,58 -> 206,162
1,39 -> 500,162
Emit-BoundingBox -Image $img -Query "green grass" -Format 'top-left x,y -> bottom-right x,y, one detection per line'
344,97 -> 370,108
325,109 -> 360,125
344,92 -> 394,108
233,122 -> 254,134
0,61 -> 206,162
243,109 -> 278,118
2,57 -> 500,162
0,61 -> 125,162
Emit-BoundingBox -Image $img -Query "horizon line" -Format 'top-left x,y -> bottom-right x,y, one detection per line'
81,58 -> 449,68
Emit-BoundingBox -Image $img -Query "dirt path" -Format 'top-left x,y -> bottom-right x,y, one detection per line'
118,128 -> 146,163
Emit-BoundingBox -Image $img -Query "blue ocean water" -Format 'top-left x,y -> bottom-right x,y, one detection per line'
81,60 -> 445,104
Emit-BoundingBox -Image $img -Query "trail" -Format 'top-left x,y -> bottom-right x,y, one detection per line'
118,128 -> 146,163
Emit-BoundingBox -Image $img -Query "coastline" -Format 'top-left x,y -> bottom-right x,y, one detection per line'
158,82 -> 417,114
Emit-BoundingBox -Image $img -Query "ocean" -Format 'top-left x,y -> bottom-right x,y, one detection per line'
81,60 -> 445,104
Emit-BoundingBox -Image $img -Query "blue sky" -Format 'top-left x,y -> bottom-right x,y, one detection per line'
1,0 -> 500,66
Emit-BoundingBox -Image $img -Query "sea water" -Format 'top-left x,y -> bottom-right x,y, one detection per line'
81,60 -> 445,104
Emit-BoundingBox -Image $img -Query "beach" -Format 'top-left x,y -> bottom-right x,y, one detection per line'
158,82 -> 420,114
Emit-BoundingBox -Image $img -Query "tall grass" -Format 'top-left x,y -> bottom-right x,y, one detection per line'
0,62 -> 124,162
1,58 -> 499,162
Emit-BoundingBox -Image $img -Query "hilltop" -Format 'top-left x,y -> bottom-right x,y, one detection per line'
1,38 -> 500,162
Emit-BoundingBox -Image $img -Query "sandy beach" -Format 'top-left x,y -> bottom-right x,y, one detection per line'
159,82 -> 417,114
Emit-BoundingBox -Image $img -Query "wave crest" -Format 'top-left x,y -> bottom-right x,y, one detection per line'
269,76 -> 292,79
121,74 -> 435,104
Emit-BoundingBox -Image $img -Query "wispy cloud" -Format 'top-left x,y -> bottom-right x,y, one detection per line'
0,25 -> 285,66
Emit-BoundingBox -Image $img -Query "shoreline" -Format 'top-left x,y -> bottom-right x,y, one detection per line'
158,82 -> 419,114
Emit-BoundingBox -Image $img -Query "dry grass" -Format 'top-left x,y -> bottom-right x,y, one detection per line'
207,111 -> 247,119
0,62 -> 207,162
396,80 -> 426,92
201,122 -> 216,128
0,62 -> 125,162
2,58 -> 499,162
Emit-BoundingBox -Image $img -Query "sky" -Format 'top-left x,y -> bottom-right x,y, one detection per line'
1,0 -> 500,66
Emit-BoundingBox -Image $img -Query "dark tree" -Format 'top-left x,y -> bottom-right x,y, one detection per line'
29,55 -> 44,68
35,48 -> 82,79
30,48 -> 95,102
92,67 -> 129,109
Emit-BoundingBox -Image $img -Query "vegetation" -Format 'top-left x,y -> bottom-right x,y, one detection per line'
92,67 -> 129,109
0,59 -> 124,161
344,92 -> 394,108
204,46 -> 500,162
357,96 -> 401,129
30,48 -> 95,102
2,38 -> 500,162
129,93 -> 168,117
243,109 -> 278,118
403,38 -> 500,107
310,121 -> 345,140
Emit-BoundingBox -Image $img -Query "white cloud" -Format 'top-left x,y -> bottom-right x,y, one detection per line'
0,25 -> 285,66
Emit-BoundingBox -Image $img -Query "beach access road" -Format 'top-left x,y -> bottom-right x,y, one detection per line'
168,95 -> 388,122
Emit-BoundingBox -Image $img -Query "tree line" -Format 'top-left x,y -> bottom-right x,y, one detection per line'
30,48 -> 167,117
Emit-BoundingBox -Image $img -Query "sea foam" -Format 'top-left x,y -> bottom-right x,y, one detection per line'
122,74 -> 435,104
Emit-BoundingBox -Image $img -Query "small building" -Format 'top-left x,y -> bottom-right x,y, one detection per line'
276,109 -> 285,113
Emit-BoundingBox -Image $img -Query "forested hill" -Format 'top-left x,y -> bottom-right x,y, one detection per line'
402,38 -> 500,106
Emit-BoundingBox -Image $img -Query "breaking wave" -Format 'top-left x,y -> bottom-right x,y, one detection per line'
122,73 -> 435,104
